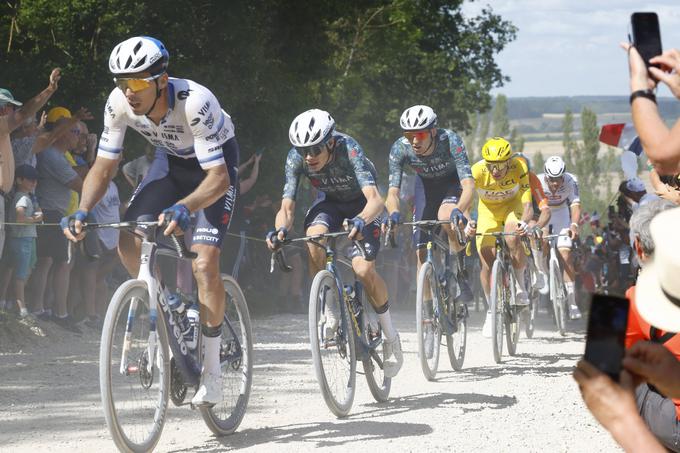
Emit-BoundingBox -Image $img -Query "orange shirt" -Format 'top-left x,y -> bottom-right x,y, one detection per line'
625,286 -> 680,418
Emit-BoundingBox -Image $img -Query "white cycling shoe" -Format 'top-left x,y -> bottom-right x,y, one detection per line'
568,303 -> 582,320
538,272 -> 550,296
383,334 -> 403,378
515,288 -> 530,306
324,303 -> 340,340
482,311 -> 492,338
191,371 -> 222,407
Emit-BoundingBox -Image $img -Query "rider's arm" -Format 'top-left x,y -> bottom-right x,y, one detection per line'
536,204 -> 551,229
385,187 -> 401,216
79,90 -> 128,212
457,177 -> 475,215
518,160 -> 533,223
569,177 -> 582,233
385,139 -> 405,215
357,185 -> 385,224
275,198 -> 295,232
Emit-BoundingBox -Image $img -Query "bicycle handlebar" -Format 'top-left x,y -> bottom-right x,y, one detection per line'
270,230 -> 368,273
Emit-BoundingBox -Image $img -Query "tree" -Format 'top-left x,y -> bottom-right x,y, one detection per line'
463,111 -> 479,159
561,109 -> 576,169
491,94 -> 510,137
478,111 -> 491,146
533,150 -> 545,173
571,107 -> 602,210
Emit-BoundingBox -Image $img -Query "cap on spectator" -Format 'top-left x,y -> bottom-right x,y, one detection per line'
636,207 -> 680,332
15,164 -> 39,181
0,88 -> 22,107
626,177 -> 646,193
46,106 -> 72,123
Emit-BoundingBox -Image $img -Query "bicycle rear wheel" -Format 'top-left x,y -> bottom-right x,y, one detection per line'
489,260 -> 505,363
416,262 -> 442,380
524,268 -> 538,339
309,270 -> 356,417
361,302 -> 392,403
200,275 -> 253,436
446,299 -> 467,371
100,280 -> 169,453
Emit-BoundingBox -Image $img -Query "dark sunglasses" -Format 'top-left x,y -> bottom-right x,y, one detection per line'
295,141 -> 329,158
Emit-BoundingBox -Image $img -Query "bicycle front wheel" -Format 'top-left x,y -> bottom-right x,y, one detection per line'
446,299 -> 467,371
362,307 -> 391,402
489,259 -> 505,363
200,275 -> 253,436
550,260 -> 567,336
416,261 -> 442,380
309,270 -> 356,417
100,280 -> 170,453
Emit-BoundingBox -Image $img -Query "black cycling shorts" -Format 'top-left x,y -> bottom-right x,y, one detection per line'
303,194 -> 382,261
125,139 -> 239,248
412,175 -> 461,249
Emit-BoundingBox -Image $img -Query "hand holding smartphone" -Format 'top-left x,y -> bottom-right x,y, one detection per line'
583,294 -> 630,381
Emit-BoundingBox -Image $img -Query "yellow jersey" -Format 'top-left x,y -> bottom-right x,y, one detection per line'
471,157 -> 531,207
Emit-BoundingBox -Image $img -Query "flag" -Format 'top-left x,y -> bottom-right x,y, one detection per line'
599,123 -> 644,155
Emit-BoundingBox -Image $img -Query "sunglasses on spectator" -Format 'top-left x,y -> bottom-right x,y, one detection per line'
486,161 -> 509,173
403,130 -> 431,142
295,141 -> 330,158
113,73 -> 163,93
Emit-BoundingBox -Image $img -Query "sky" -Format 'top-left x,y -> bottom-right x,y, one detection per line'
461,0 -> 680,97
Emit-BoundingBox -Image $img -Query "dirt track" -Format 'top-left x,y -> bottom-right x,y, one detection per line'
0,308 -> 619,452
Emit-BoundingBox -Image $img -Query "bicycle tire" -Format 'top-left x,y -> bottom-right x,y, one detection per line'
416,261 -> 442,380
200,275 -> 253,436
361,302 -> 391,402
489,259 -> 505,364
505,272 -> 520,356
550,259 -> 567,336
446,299 -> 467,371
524,267 -> 538,339
309,270 -> 356,417
100,279 -> 170,453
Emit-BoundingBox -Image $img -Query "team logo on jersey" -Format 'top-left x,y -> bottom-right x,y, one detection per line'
350,148 -> 358,158
177,89 -> 192,100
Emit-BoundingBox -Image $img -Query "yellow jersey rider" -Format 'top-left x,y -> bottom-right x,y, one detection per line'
466,137 -> 533,338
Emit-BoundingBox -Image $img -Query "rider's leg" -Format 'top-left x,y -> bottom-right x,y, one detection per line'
504,219 -> 528,301
439,202 -> 473,302
305,224 -> 329,275
479,245 -> 495,337
559,244 -> 581,319
351,257 -> 396,340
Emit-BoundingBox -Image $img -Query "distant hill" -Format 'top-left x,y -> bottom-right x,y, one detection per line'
507,95 -> 680,119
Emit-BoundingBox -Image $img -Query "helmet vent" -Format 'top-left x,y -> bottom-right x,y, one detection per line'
133,40 -> 143,54
133,56 -> 147,69
124,55 -> 133,69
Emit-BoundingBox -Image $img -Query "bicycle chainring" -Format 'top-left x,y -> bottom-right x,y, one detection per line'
170,357 -> 188,406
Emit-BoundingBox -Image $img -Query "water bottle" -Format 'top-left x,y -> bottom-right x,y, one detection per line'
167,293 -> 190,335
185,304 -> 200,350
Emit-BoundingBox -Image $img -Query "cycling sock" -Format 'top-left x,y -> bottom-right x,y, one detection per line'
378,307 -> 397,343
201,324 -> 222,376
565,282 -> 576,306
534,248 -> 547,274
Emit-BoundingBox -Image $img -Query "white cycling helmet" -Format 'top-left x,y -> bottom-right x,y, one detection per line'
289,109 -> 335,147
400,105 -> 437,131
544,155 -> 566,178
109,36 -> 169,75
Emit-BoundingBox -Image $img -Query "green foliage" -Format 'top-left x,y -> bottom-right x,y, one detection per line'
561,109 -> 576,169
491,94 -> 509,137
533,150 -> 545,172
462,111 -> 479,160
477,110 -> 491,150
570,107 -> 603,211
1,0 -> 516,198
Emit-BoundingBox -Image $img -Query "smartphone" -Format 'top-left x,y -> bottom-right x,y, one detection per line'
583,294 -> 630,381
631,12 -> 662,68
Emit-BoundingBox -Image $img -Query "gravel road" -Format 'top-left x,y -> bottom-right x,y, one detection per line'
0,308 -> 620,452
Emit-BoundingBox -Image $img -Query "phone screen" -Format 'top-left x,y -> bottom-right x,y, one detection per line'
632,12 -> 662,68
583,294 -> 630,381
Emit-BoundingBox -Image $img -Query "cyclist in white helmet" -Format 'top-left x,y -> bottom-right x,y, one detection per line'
266,109 -> 403,378
62,36 -> 240,406
539,155 -> 582,319
386,105 -> 475,303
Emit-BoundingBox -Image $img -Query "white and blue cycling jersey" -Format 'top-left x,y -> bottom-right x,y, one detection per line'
97,77 -> 235,169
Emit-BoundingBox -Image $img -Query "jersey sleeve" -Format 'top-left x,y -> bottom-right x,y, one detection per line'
569,175 -> 581,205
185,89 -> 235,170
447,131 -> 473,180
518,159 -> 532,204
346,138 -> 376,188
388,139 -> 406,188
97,89 -> 128,160
282,148 -> 303,200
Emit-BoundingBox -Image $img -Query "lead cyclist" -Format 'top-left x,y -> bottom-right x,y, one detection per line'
539,156 -> 582,320
61,36 -> 240,406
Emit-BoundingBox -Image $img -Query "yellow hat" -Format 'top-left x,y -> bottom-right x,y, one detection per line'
46,106 -> 72,123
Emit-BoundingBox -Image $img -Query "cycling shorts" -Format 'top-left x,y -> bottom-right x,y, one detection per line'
124,141 -> 239,248
476,198 -> 523,252
304,195 -> 382,261
548,207 -> 573,249
412,176 -> 461,249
